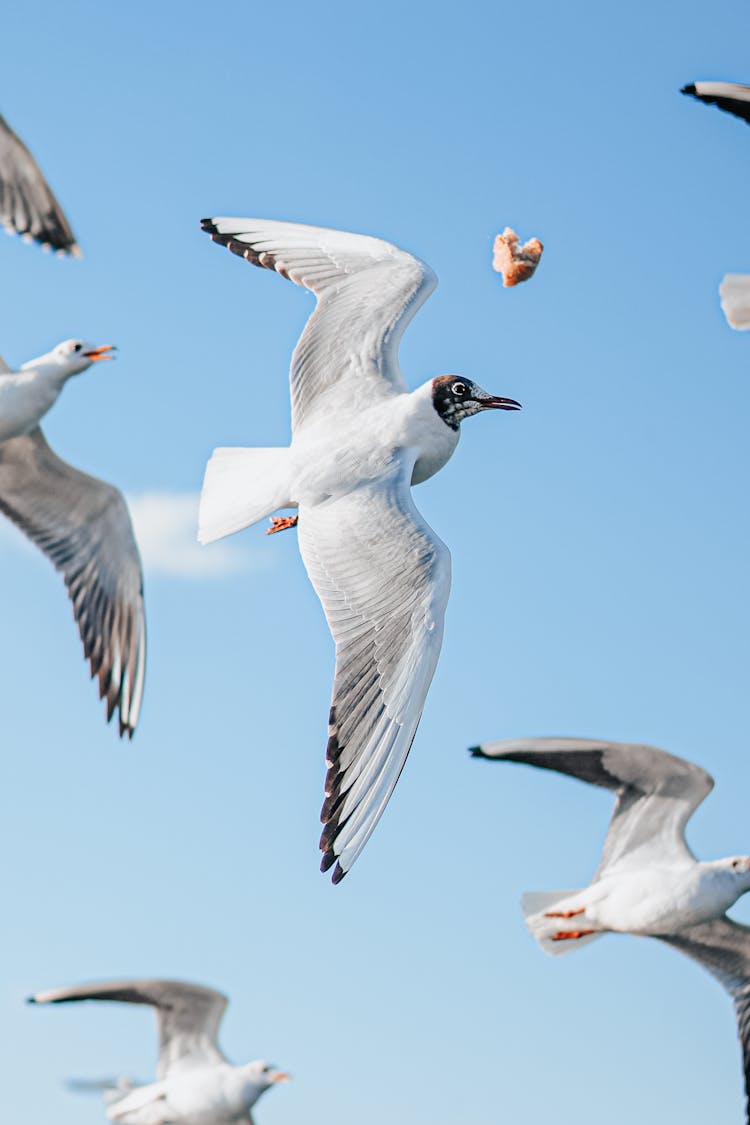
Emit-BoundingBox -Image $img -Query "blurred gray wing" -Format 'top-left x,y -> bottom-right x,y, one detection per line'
660,918 -> 750,1124
0,427 -> 146,736
0,114 -> 80,253
299,452 -> 451,883
471,737 -> 714,876
201,217 -> 436,431
682,82 -> 750,125
29,979 -> 228,1079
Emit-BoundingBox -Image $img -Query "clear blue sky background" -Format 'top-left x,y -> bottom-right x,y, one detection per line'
1,0 -> 750,1122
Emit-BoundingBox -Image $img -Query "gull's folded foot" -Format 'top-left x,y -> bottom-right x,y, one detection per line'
550,928 -> 595,942
266,516 -> 298,535
544,907 -> 585,918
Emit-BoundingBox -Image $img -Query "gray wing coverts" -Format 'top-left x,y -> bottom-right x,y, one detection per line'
0,428 -> 146,735
0,114 -> 79,253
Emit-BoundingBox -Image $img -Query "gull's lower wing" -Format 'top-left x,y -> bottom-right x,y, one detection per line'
660,917 -> 750,1125
29,979 -> 228,1079
299,453 -> 451,883
0,114 -> 80,254
0,428 -> 146,736
471,737 -> 714,875
682,82 -> 750,124
201,217 -> 436,431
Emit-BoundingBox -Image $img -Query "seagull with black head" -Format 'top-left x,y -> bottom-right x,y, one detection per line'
198,217 -> 522,883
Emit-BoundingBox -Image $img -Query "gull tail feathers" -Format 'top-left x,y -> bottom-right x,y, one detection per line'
522,889 -> 603,957
719,273 -> 750,330
106,1080 -> 170,1124
199,446 -> 292,544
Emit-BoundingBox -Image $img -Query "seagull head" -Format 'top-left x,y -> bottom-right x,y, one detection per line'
23,339 -> 117,379
709,855 -> 750,897
430,375 -> 521,431
241,1060 -> 291,1101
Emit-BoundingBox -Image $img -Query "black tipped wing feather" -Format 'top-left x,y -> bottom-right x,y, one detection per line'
0,428 -> 146,736
0,114 -> 79,253
682,82 -> 750,125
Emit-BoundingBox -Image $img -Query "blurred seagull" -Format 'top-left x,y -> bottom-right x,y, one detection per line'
0,113 -> 80,255
472,736 -> 750,1120
29,978 -> 290,1125
682,82 -> 750,331
198,217 -> 521,883
0,339 -> 145,736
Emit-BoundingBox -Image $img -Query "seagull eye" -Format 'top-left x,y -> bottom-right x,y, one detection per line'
452,381 -> 467,396
73,343 -> 82,353
262,1066 -> 270,1074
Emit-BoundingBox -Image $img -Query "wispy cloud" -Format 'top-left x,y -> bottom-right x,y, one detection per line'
126,491 -> 263,578
0,490 -> 263,579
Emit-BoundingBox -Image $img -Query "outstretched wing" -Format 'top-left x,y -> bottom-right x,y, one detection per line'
0,427 -> 146,736
29,979 -> 228,1079
0,113 -> 80,253
682,82 -> 750,125
471,737 -> 714,876
660,917 -> 750,1124
299,452 -> 451,883
201,217 -> 436,431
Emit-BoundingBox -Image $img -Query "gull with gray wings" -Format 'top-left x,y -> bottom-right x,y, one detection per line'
472,736 -> 750,1122
198,217 -> 521,883
28,978 -> 289,1125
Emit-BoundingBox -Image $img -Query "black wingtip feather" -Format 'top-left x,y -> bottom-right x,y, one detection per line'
25,995 -> 37,1005
320,850 -> 336,873
200,218 -> 217,233
468,745 -> 488,758
681,83 -> 697,97
331,862 -> 346,885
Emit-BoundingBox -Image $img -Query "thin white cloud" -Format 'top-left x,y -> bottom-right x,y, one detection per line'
0,490 -> 263,579
126,491 -> 263,578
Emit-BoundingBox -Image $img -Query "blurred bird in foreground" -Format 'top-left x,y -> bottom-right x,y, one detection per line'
29,978 -> 290,1124
473,736 -> 750,1122
0,113 -> 80,255
199,217 -> 521,883
0,339 -> 145,736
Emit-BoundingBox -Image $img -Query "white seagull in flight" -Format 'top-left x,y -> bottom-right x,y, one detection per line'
28,978 -> 290,1125
0,339 -> 145,736
472,736 -> 750,1121
0,113 -> 80,255
198,217 -> 521,883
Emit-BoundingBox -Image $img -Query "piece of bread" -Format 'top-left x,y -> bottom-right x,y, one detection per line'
492,228 -> 543,286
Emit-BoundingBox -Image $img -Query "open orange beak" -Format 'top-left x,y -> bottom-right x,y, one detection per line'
83,345 -> 117,362
271,1071 -> 291,1083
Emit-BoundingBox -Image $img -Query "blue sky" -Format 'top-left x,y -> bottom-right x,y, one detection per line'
2,0 -> 750,1122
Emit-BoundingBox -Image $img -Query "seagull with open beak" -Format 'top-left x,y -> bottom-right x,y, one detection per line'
0,338 -> 146,736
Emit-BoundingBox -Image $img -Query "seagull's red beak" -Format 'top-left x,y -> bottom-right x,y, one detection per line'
479,395 -> 522,411
271,1071 -> 291,1083
83,345 -> 117,361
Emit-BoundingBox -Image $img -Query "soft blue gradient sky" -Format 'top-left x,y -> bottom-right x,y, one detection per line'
2,1 -> 750,1122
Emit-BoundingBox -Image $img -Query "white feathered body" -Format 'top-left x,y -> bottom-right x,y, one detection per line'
108,1062 -> 265,1125
0,365 -> 66,443
199,379 -> 458,544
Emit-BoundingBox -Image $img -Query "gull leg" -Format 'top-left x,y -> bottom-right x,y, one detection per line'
544,907 -> 585,918
266,516 -> 298,536
550,928 -> 595,942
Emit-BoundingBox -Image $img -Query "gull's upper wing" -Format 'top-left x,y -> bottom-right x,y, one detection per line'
29,979 -> 228,1079
682,82 -> 750,125
0,114 -> 80,254
299,452 -> 451,883
201,217 -> 437,431
660,917 -> 750,1124
0,427 -> 146,736
471,737 -> 714,875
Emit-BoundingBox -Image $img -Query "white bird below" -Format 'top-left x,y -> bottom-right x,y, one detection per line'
28,978 -> 290,1125
0,112 -> 80,255
472,736 -> 750,1121
198,216 -> 521,882
0,339 -> 146,735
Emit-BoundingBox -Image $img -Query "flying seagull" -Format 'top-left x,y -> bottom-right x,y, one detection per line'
0,113 -> 80,255
472,736 -> 750,1121
681,83 -> 750,330
28,978 -> 290,1125
0,339 -> 145,736
198,217 -> 521,883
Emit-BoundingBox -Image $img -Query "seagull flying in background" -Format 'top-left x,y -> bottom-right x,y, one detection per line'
28,978 -> 290,1125
0,339 -> 145,736
682,82 -> 750,330
472,736 -> 750,1122
0,113 -> 80,255
198,217 -> 521,883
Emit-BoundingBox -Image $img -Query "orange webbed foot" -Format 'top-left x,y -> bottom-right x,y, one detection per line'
266,515 -> 299,536
550,928 -> 595,942
544,908 -> 586,919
